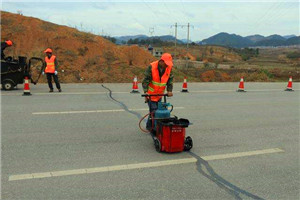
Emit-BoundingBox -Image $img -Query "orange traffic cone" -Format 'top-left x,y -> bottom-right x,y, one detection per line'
237,77 -> 246,92
181,77 -> 189,92
130,76 -> 140,93
22,76 -> 32,96
285,76 -> 294,91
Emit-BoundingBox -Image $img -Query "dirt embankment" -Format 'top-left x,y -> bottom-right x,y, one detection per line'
1,11 -> 156,83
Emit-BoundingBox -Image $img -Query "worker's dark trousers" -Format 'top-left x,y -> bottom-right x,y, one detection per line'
146,99 -> 161,132
46,73 -> 61,90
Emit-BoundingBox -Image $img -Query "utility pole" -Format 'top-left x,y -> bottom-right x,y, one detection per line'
170,23 -> 178,59
186,23 -> 190,68
149,27 -> 154,46
179,23 -> 194,68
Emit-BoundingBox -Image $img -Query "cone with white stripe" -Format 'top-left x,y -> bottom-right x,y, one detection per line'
130,76 -> 140,93
285,76 -> 294,91
181,77 -> 189,92
22,76 -> 32,96
237,77 -> 246,92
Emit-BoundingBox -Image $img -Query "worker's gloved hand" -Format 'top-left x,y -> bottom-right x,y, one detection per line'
144,93 -> 149,103
42,71 -> 45,75
54,71 -> 58,75
167,91 -> 173,97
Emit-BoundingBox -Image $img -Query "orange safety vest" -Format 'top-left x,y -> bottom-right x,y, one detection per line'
45,55 -> 56,73
147,61 -> 172,102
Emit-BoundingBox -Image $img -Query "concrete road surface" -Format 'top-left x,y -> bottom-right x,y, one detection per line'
1,83 -> 299,200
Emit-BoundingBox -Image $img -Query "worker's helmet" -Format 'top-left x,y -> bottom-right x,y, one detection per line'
44,48 -> 53,53
160,53 -> 173,67
5,40 -> 13,46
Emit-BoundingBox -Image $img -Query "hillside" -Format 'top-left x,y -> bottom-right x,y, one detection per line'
1,11 -> 156,83
201,32 -> 253,48
200,32 -> 300,48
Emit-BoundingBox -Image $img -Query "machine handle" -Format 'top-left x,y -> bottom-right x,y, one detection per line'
141,93 -> 168,103
141,94 -> 168,97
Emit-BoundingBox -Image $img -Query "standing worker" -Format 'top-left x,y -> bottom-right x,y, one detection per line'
1,40 -> 13,60
43,48 -> 62,92
142,53 -> 174,132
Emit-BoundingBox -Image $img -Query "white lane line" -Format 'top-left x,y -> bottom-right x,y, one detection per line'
8,148 -> 284,181
8,158 -> 197,181
0,91 -> 129,96
203,148 -> 284,161
2,89 -> 299,96
32,107 -> 185,115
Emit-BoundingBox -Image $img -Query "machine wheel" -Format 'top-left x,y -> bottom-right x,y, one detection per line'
153,137 -> 161,152
184,136 -> 193,151
2,79 -> 15,90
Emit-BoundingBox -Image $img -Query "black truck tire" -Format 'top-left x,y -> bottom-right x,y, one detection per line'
2,79 -> 15,90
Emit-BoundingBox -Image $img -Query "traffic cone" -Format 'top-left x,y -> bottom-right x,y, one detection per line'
130,76 -> 140,93
22,76 -> 32,96
181,77 -> 189,92
285,76 -> 294,91
237,77 -> 246,92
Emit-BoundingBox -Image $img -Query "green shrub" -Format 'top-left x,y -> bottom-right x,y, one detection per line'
40,23 -> 58,31
287,51 -> 300,59
11,24 -> 25,33
78,47 -> 88,56
260,69 -> 274,78
73,32 -> 95,43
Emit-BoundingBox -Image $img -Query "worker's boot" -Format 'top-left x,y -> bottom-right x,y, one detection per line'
58,89 -> 62,92
49,89 -> 53,93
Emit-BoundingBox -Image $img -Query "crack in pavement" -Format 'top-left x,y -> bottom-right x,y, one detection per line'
101,84 -> 143,120
188,151 -> 264,200
102,84 -> 263,199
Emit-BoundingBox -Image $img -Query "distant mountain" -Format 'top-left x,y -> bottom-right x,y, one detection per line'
253,39 -> 287,47
201,32 -> 253,48
115,34 -> 184,44
115,34 -> 148,44
283,35 -> 297,39
199,32 -> 299,48
285,36 -> 300,45
246,34 -> 265,42
265,34 -> 286,41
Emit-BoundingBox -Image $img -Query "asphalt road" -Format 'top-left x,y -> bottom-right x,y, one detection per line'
1,82 -> 299,200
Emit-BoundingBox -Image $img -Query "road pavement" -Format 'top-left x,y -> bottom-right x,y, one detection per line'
1,82 -> 299,199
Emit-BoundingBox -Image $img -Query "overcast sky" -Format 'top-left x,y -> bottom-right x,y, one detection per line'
1,0 -> 299,41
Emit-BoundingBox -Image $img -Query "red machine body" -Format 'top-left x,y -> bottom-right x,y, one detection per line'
154,118 -> 192,153
156,123 -> 185,152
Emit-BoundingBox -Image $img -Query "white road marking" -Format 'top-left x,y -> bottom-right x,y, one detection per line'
2,89 -> 299,96
202,148 -> 284,161
9,158 -> 197,181
8,148 -> 284,181
32,107 -> 185,115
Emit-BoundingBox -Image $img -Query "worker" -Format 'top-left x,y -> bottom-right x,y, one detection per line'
1,40 -> 13,60
43,48 -> 62,92
142,53 -> 174,132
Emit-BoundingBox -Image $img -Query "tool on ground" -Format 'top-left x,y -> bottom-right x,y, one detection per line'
181,77 -> 189,92
285,76 -> 294,91
140,94 -> 193,153
130,76 -> 140,93
237,77 -> 246,92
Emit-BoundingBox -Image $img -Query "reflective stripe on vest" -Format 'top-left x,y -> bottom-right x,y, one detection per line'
45,55 -> 56,73
147,61 -> 172,102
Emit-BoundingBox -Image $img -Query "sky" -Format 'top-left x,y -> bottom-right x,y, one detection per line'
1,0 -> 299,41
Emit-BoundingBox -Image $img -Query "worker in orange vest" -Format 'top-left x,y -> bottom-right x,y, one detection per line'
43,48 -> 62,92
142,53 -> 174,132
1,40 -> 13,60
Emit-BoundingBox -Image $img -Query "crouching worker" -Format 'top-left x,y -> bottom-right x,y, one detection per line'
142,53 -> 174,133
43,48 -> 62,92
